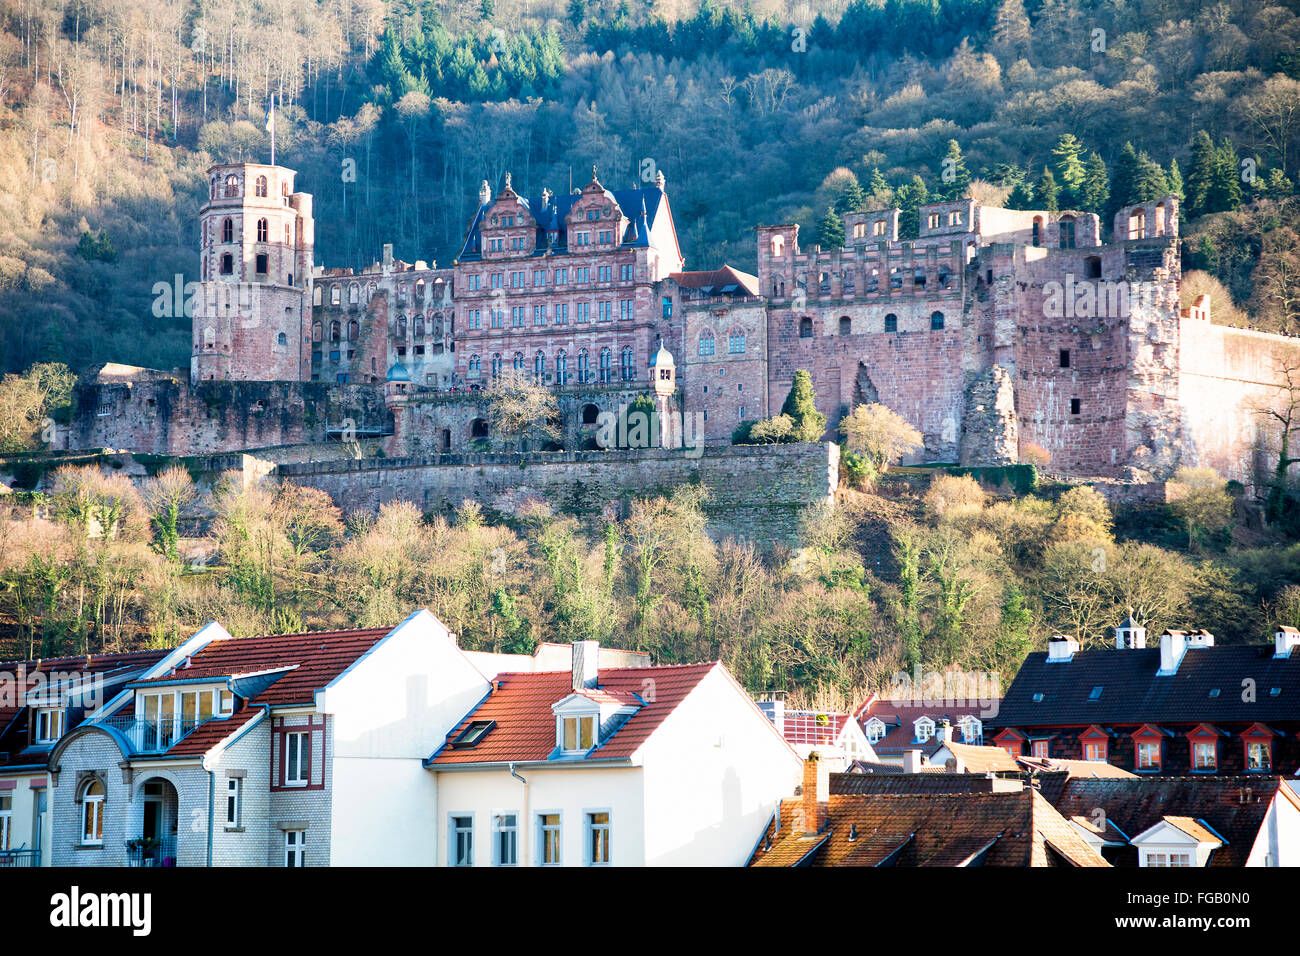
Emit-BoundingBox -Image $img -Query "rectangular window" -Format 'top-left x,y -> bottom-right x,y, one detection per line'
0,795 -> 10,851
255,253 -> 268,275
513,306 -> 525,327
598,301 -> 611,322
34,708 -> 65,743
1137,741 -> 1160,770
576,302 -> 590,324
490,273 -> 502,289
226,778 -> 241,826
285,830 -> 305,867
561,715 -> 596,752
620,300 -> 633,321
1193,741 -> 1217,771
450,815 -> 473,866
556,304 -> 568,325
285,731 -> 309,786
555,268 -> 567,285
534,270 -> 546,287
1247,741 -> 1271,771
662,297 -> 672,318
1146,852 -> 1191,868
621,264 -> 633,281
534,305 -> 545,326
1083,742 -> 1106,761
493,813 -> 518,866
598,266 -> 611,282
1032,740 -> 1049,759
1070,398 -> 1081,415
586,812 -> 611,865
82,791 -> 103,845
538,813 -> 561,865
1060,349 -> 1070,368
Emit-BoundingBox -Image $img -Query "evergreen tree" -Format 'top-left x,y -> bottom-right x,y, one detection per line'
1035,167 -> 1060,212
1108,142 -> 1142,224
895,175 -> 929,239
1204,137 -> 1243,213
1185,130 -> 1217,216
1167,158 -> 1184,202
816,206 -> 845,249
940,139 -> 971,200
780,370 -> 827,443
868,166 -> 890,197
1080,151 -> 1110,214
1006,178 -> 1035,209
835,177 -> 866,215
1052,134 -> 1086,208
1131,150 -> 1170,202
992,0 -> 1033,60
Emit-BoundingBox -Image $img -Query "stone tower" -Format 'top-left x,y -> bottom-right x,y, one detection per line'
192,163 -> 314,383
650,338 -> 678,448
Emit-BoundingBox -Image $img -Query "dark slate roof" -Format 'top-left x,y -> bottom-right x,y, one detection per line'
457,184 -> 666,261
830,771 -> 1013,795
990,644 -> 1300,728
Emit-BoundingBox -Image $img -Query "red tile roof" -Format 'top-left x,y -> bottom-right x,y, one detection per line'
164,705 -> 264,756
133,627 -> 391,708
430,662 -> 718,765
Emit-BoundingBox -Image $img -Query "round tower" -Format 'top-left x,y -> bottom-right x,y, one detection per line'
383,361 -> 412,456
192,163 -> 314,383
650,340 -> 678,449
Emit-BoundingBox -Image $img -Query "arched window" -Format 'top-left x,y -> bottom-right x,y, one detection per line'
414,316 -> 425,337
222,218 -> 233,243
491,353 -> 502,378
348,320 -> 359,340
699,330 -> 715,356
884,313 -> 898,332
256,218 -> 268,243
224,174 -> 239,198
220,254 -> 233,275
1032,216 -> 1043,248
728,327 -> 747,353
81,778 -> 105,845
599,347 -> 612,383
535,350 -> 546,382
1059,216 -> 1077,248
396,316 -> 407,338
312,322 -> 322,342
930,311 -> 945,330
513,352 -> 524,371
277,332 -> 287,346
330,321 -> 340,343
554,350 -> 566,385
349,284 -> 359,305
578,348 -> 591,384
255,175 -> 268,197
416,278 -> 426,299
582,403 -> 601,425
621,346 -> 634,381
469,354 -> 481,375
839,316 -> 852,336
771,235 -> 784,257
799,316 -> 813,338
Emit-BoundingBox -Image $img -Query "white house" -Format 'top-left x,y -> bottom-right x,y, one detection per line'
426,640 -> 802,866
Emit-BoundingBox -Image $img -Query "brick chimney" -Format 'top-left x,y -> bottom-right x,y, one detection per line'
800,752 -> 825,836
572,640 -> 599,691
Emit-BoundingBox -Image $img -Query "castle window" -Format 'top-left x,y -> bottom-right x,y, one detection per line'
1085,256 -> 1102,279
491,354 -> 502,378
799,317 -> 813,338
330,322 -> 340,343
1060,349 -> 1070,368
255,254 -> 268,275
927,213 -> 941,229
662,297 -> 672,318
513,352 -> 524,372
277,332 -> 287,346
470,419 -> 489,439
873,220 -> 887,236
348,320 -> 359,340
771,235 -> 784,257
1155,203 -> 1166,237
1128,211 -> 1146,240
1071,398 -> 1081,415
699,330 -> 715,356
853,223 -> 865,239
582,403 -> 600,425
255,175 -> 268,197
930,311 -> 945,330
414,317 -> 425,337
257,219 -> 268,243
621,347 -> 635,381
220,254 -> 233,275
222,218 -> 233,243
839,316 -> 851,336
330,286 -> 340,305
728,328 -> 746,353
224,174 -> 239,198
312,323 -> 322,342
396,316 -> 407,338
469,355 -> 481,375
884,313 -> 897,332
890,268 -> 902,290
948,210 -> 962,226
443,429 -> 452,451
577,349 -> 591,384
939,266 -> 953,289
1059,217 -> 1076,249
914,268 -> 926,289
313,286 -> 322,306
554,351 -> 565,385
599,347 -> 612,383
1032,217 -> 1042,248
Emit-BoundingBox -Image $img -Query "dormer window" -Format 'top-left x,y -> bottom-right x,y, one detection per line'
560,713 -> 597,753
959,716 -> 982,744
863,718 -> 885,744
914,717 -> 934,743
34,707 -> 65,744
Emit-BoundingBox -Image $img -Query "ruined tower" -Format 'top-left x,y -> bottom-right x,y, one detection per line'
192,163 -> 314,383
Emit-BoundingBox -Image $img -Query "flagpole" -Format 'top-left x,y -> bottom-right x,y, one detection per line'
267,94 -> 276,166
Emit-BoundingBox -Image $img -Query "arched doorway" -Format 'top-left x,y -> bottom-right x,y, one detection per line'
131,776 -> 179,867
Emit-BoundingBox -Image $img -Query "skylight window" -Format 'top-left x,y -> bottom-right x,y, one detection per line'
452,720 -> 497,748
1209,688 -> 1220,698
1089,686 -> 1104,700
1270,687 -> 1282,697
1032,693 -> 1044,702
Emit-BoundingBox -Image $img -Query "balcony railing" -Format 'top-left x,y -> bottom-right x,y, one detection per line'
126,835 -> 177,868
0,848 -> 40,867
96,717 -> 207,754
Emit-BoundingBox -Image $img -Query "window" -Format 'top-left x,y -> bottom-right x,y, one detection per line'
285,731 -> 309,786
285,830 -> 305,867
81,779 -> 104,845
620,299 -> 634,321
1136,740 -> 1161,770
576,302 -> 590,324
255,175 -> 268,197
1032,217 -> 1042,247
560,714 -> 596,752
1032,740 -> 1049,759
863,719 -> 885,744
599,348 -> 612,383
662,296 -> 672,318
949,210 -> 962,226
1060,349 -> 1070,368
222,218 -> 233,243
555,351 -> 566,385
728,328 -> 747,353
959,717 -> 982,744
1247,741 -> 1271,771
1193,741 -> 1217,771
1059,217 -> 1076,249
1083,741 -> 1107,761
930,311 -> 945,330
621,347 -> 635,381
538,813 -> 561,865
226,777 -> 241,827
699,330 -> 715,356
1070,398 -> 1081,415
914,717 -> 934,743
884,313 -> 898,333
493,813 -> 518,866
536,351 -> 548,382
1145,852 -> 1191,868
928,213 -> 941,229
255,253 -> 268,275
220,254 -> 233,275
0,795 -> 10,850
256,218 -> 268,243
839,316 -> 851,336
799,316 -> 813,338
1085,256 -> 1102,279
224,174 -> 239,197
587,812 -> 611,865
598,300 -> 612,322
577,349 -> 591,385
34,707 -> 65,744
277,332 -> 287,346
450,815 -> 474,866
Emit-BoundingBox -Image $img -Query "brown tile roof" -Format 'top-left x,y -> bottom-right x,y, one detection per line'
831,771 -> 1019,796
429,662 -> 718,766
939,741 -> 1021,773
1016,756 -> 1137,778
163,705 -> 264,756
749,790 -> 1109,867
1160,816 -> 1225,844
668,265 -> 760,296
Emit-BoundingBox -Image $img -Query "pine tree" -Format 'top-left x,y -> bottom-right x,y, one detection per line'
1106,142 -> 1142,226
1007,178 -> 1035,209
1185,130 -> 1217,217
816,206 -> 845,249
992,0 -> 1032,60
1131,150 -> 1170,202
780,370 -> 827,443
1035,167 -> 1060,212
1080,151 -> 1109,214
1167,158 -> 1184,202
1204,138 -> 1243,213
835,177 -> 866,215
895,175 -> 929,239
940,139 -> 971,201
869,167 -> 890,197
1051,133 -> 1087,208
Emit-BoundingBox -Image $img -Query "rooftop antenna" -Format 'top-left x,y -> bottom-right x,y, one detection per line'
266,93 -> 277,166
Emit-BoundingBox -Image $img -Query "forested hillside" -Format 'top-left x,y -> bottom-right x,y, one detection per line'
1,0 -> 1300,378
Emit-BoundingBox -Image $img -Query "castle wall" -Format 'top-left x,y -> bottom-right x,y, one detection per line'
276,442 -> 839,545
677,298 -> 769,443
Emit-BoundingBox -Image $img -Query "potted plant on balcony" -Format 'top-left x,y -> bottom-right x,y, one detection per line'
125,836 -> 161,866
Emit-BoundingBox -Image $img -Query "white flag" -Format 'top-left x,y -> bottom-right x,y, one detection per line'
265,95 -> 275,133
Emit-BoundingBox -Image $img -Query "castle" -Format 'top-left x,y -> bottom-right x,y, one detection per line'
69,160 -> 1300,490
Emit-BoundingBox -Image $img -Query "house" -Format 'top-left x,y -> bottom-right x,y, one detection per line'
0,649 -> 166,867
755,696 -> 876,771
47,609 -> 491,867
853,693 -> 995,765
748,754 -> 1109,867
426,640 -> 801,866
1042,775 -> 1300,866
989,624 -> 1300,775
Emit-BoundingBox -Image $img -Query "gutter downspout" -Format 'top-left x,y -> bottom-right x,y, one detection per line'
510,763 -> 528,866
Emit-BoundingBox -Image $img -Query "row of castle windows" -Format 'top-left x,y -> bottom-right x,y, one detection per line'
467,346 -> 637,384
464,264 -> 634,293
465,299 -> 635,330
315,314 -> 449,343
698,328 -> 747,355
217,217 -> 290,246
796,312 -> 945,337
318,278 -> 446,308
211,173 -> 288,200
772,264 -> 954,298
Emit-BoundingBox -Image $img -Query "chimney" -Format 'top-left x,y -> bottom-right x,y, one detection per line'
1187,630 -> 1215,649
572,640 -> 599,691
800,752 -> 826,836
1158,630 -> 1188,675
382,243 -> 393,272
770,697 -> 785,735
1047,635 -> 1079,662
935,718 -> 953,744
902,750 -> 925,773
1275,627 -> 1300,659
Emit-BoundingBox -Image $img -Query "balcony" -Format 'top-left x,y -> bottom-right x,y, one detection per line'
126,835 -> 177,868
96,717 -> 207,755
0,848 -> 40,867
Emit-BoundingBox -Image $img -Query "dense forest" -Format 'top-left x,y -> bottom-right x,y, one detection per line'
2,0 -> 1300,377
